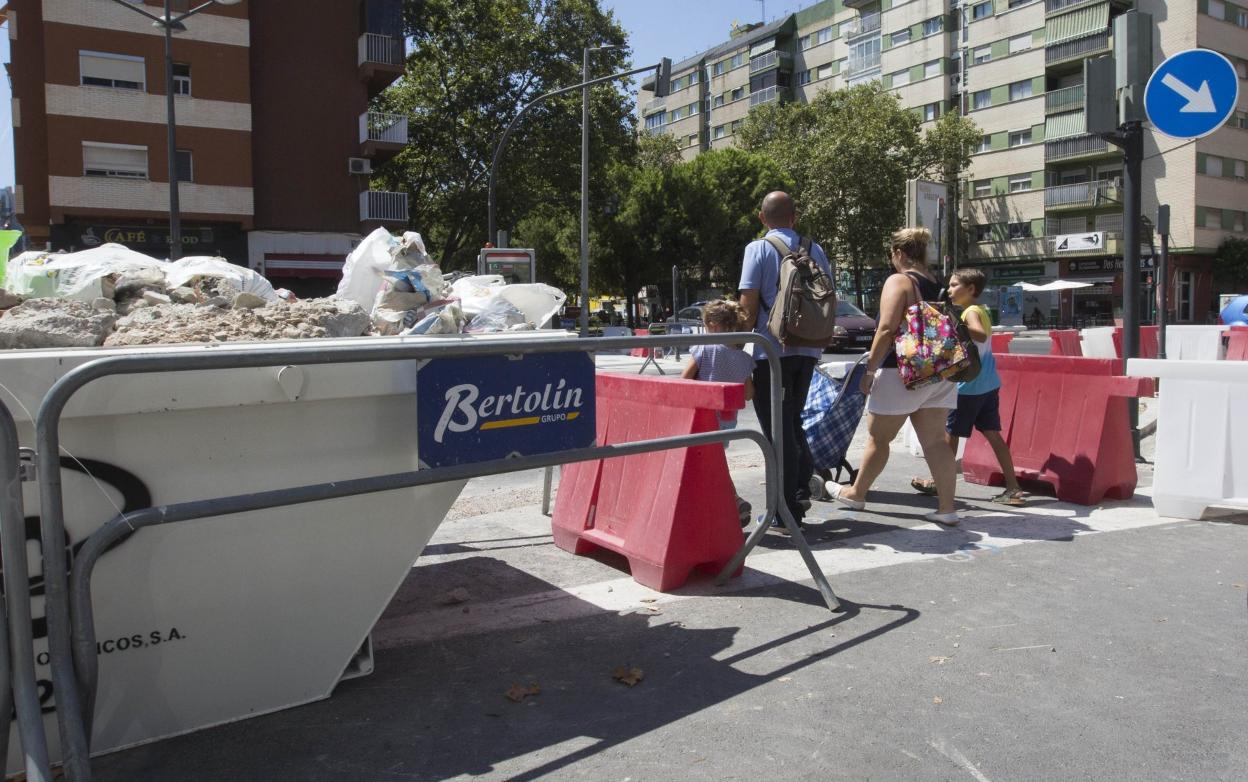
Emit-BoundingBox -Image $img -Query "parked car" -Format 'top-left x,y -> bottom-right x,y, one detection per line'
828,300 -> 877,352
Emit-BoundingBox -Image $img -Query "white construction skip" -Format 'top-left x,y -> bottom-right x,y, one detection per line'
1127,358 -> 1248,520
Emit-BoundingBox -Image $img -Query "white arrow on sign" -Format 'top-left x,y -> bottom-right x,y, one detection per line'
1161,73 -> 1217,113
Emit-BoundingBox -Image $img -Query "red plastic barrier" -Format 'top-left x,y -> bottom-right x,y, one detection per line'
629,328 -> 649,357
1110,326 -> 1159,359
963,355 -> 1153,505
1049,330 -> 1083,356
552,373 -> 745,591
1228,327 -> 1248,361
991,333 -> 1014,354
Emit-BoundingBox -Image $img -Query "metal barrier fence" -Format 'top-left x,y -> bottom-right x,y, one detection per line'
26,332 -> 840,781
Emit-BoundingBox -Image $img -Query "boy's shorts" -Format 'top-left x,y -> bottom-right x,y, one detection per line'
946,389 -> 1001,438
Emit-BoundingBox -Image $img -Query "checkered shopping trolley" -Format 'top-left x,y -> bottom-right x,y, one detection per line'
802,353 -> 870,491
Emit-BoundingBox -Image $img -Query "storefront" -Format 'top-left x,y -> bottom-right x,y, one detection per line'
1058,256 -> 1164,327
981,262 -> 1058,327
50,220 -> 248,263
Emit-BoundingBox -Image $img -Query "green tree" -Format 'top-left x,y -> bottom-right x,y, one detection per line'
512,204 -> 579,291
378,0 -> 634,270
1214,237 -> 1248,290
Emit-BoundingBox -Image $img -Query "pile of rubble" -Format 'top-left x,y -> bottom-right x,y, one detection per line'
0,228 -> 565,351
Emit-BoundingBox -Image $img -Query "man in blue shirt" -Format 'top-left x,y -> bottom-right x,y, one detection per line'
739,191 -> 834,529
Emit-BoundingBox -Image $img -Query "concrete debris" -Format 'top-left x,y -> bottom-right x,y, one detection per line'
104,298 -> 369,347
92,297 -> 116,312
232,292 -> 268,310
0,298 -> 118,349
142,290 -> 173,306
169,287 -> 198,304
0,288 -> 24,310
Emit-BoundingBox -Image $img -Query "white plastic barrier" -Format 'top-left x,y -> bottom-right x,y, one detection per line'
1126,358 -> 1248,519
1080,326 -> 1117,358
0,330 -> 574,773
1163,325 -> 1227,360
900,419 -> 965,460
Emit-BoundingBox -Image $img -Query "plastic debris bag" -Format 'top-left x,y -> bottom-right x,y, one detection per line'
402,301 -> 466,336
4,244 -> 166,300
335,227 -> 399,312
495,283 -> 566,328
465,296 -> 530,333
449,274 -> 507,316
164,256 -> 278,301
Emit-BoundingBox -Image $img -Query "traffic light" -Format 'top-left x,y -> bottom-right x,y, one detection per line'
653,57 -> 672,98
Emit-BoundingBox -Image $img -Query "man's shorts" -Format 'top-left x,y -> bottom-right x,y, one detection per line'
946,389 -> 1002,438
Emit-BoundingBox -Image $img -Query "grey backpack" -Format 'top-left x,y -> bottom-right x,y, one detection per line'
763,235 -> 837,349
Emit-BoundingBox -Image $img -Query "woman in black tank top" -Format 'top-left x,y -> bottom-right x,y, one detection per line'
822,227 -> 962,526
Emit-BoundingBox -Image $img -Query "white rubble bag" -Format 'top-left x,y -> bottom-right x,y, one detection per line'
335,227 -> 399,312
164,256 -> 278,301
5,244 -> 166,300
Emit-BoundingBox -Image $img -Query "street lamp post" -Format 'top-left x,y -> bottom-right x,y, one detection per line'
486,56 -> 671,332
581,45 -> 621,337
106,0 -> 243,261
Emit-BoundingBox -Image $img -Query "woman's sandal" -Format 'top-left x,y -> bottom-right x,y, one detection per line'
992,489 -> 1028,507
825,482 -> 866,511
910,477 -> 938,496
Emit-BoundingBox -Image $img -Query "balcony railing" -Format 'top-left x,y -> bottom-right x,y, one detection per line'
844,13 -> 882,39
846,52 -> 882,77
750,51 -> 780,74
360,190 -> 408,222
749,86 -> 779,107
641,97 -> 666,117
359,112 -> 408,145
358,32 -> 404,67
1046,84 -> 1084,113
1044,180 -> 1120,209
1045,0 -> 1101,14
1045,133 -> 1113,161
1046,31 -> 1110,65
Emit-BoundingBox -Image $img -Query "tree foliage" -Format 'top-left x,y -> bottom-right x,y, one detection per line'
1214,237 -> 1248,289
739,85 -> 979,306
377,0 -> 633,271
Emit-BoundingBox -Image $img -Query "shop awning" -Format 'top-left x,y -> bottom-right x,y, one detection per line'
1045,110 -> 1086,140
1045,3 -> 1109,45
1013,280 -> 1095,291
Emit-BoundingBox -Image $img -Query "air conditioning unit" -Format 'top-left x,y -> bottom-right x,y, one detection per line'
348,157 -> 373,175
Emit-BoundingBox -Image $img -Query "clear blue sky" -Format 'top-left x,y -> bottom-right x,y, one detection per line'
0,2 -> 817,189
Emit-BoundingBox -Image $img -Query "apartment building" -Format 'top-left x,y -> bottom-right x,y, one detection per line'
642,0 -> 1248,324
5,0 -> 410,293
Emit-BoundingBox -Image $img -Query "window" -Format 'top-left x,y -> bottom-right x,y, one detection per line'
1236,59 -> 1248,80
797,69 -> 813,86
817,26 -> 834,45
972,2 -> 992,20
645,112 -> 666,131
923,102 -> 939,122
817,62 -> 834,80
729,52 -> 744,69
1095,213 -> 1122,232
977,134 -> 993,152
973,179 -> 992,197
1236,160 -> 1247,179
1176,270 -> 1194,322
1208,0 -> 1226,21
1240,9 -> 1248,27
713,60 -> 726,76
175,149 -> 193,183
1009,80 -> 1033,101
731,119 -> 742,132
172,62 -> 191,96
1204,207 -> 1223,228
731,87 -> 744,101
712,124 -> 726,140
974,224 -> 993,242
799,34 -> 813,50
688,133 -> 699,147
1008,34 -> 1032,55
1207,156 -> 1224,177
892,69 -> 911,87
891,29 -> 911,46
1008,222 -> 1033,239
1236,211 -> 1246,231
686,101 -> 699,116
82,142 -> 148,179
1009,128 -> 1032,146
79,51 -> 145,90
973,89 -> 991,109
713,94 -> 725,108
1008,0 -> 1032,7
1009,174 -> 1032,192
924,60 -> 941,79
668,106 -> 683,121
1096,167 -> 1121,182
669,76 -> 683,93
973,46 -> 992,64
922,17 -> 942,36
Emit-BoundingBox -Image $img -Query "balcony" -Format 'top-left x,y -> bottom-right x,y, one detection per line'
1044,180 -> 1121,210
846,52 -> 882,78
641,97 -> 666,117
358,33 -> 406,95
842,0 -> 875,8
749,86 -> 779,107
748,50 -> 791,74
1046,84 -> 1084,114
1046,31 -> 1110,66
968,237 -> 1048,261
1046,0 -> 1103,13
1045,133 -> 1116,161
844,13 -> 882,39
359,112 -> 408,160
360,190 -> 408,223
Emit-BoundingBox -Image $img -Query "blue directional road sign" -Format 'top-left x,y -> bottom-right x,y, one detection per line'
1144,49 -> 1240,140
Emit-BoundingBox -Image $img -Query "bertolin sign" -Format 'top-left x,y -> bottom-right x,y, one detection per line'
416,353 -> 596,468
